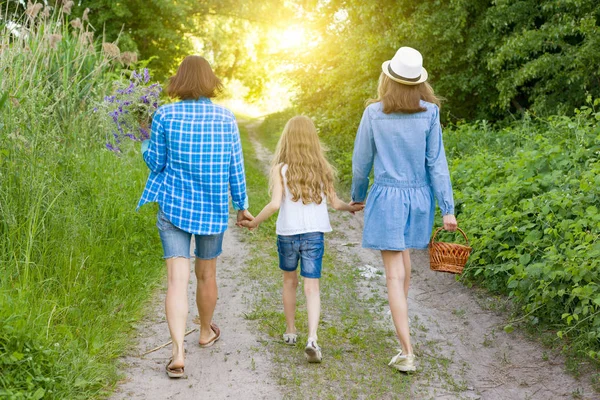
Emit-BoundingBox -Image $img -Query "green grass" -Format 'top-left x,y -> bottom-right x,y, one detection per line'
0,13 -> 165,399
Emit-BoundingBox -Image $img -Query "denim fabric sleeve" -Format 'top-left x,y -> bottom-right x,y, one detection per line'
143,111 -> 167,173
229,122 -> 249,211
351,107 -> 375,202
426,105 -> 455,215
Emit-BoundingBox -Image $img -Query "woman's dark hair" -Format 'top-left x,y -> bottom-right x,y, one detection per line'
166,56 -> 223,100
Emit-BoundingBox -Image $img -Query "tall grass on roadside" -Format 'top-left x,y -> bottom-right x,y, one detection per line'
0,5 -> 164,399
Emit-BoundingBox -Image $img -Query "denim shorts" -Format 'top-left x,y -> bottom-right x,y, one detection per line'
157,209 -> 224,260
277,232 -> 324,279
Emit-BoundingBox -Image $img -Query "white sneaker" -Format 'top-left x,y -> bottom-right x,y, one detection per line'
388,352 -> 416,372
304,338 -> 322,363
283,333 -> 297,346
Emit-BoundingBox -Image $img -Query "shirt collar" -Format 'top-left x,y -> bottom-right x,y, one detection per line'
181,97 -> 212,103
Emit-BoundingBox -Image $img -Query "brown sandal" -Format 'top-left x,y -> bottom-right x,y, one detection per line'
199,322 -> 221,348
166,358 -> 185,378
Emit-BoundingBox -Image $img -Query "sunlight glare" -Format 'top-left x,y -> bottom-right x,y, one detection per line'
277,26 -> 306,50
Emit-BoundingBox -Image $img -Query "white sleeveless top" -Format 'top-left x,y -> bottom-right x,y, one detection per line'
276,165 -> 333,236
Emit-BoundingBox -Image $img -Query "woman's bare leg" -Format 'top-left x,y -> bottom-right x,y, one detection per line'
402,250 -> 411,299
283,271 -> 298,334
382,250 -> 413,355
166,257 -> 190,368
195,257 -> 218,344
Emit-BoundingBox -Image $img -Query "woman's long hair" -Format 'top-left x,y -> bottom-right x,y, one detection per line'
270,116 -> 336,205
367,72 -> 442,113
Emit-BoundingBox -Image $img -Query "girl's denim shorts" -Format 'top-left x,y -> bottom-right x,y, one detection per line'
157,209 -> 224,260
277,232 -> 324,279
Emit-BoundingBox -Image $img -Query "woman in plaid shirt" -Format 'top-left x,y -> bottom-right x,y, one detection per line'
138,56 -> 253,378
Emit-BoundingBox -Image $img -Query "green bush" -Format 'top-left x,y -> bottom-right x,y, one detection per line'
0,10 -> 163,399
445,102 -> 600,359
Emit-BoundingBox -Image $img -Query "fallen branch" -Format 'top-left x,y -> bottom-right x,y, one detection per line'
140,328 -> 198,356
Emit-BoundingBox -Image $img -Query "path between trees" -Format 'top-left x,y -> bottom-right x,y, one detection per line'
111,118 -> 596,400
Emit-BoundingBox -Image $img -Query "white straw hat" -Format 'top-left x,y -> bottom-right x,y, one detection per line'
382,47 -> 428,85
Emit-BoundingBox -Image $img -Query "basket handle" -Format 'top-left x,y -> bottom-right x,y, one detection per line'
430,227 -> 470,246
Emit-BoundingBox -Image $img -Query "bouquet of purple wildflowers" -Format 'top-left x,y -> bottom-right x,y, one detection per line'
95,68 -> 163,153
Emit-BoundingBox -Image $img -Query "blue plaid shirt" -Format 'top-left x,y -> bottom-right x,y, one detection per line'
137,98 -> 248,235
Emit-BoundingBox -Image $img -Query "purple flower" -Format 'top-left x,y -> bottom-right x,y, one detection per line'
143,68 -> 150,83
104,95 -> 116,103
152,102 -> 158,108
93,107 -> 98,112
139,127 -> 150,139
125,81 -> 135,94
140,95 -> 149,104
131,70 -> 142,81
105,143 -> 121,153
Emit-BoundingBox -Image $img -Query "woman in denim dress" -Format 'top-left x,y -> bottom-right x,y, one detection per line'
351,47 -> 458,372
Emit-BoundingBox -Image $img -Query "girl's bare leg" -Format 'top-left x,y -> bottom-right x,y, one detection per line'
304,278 -> 320,339
166,257 -> 190,368
382,250 -> 413,355
283,271 -> 298,334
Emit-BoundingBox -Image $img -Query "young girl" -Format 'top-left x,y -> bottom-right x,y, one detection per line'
240,116 -> 363,363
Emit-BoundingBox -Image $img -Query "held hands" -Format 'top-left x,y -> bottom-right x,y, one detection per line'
238,218 -> 258,230
236,210 -> 256,230
443,214 -> 458,231
348,201 -> 365,215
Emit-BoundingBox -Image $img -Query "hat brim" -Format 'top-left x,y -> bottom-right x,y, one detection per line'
381,61 -> 428,85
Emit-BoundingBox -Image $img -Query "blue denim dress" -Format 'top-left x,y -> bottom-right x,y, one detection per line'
351,101 -> 454,251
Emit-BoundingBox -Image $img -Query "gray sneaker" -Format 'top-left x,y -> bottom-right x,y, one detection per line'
304,338 -> 322,363
283,333 -> 297,346
388,352 -> 416,372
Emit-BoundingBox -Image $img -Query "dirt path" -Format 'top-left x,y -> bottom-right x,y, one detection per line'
244,120 -> 597,400
110,220 -> 281,399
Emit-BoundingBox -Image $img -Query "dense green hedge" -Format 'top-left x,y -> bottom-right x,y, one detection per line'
445,103 -> 600,358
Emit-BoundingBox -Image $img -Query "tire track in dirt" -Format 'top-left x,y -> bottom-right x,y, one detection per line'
243,118 -> 597,400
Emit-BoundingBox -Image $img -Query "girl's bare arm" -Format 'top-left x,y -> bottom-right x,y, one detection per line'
239,164 -> 284,229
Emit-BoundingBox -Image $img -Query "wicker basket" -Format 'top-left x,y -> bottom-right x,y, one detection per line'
429,227 -> 472,274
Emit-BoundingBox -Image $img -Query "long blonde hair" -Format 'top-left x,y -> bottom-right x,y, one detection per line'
367,72 -> 442,113
270,116 -> 336,205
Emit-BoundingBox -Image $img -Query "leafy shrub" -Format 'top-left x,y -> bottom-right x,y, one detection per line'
445,102 -> 600,358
